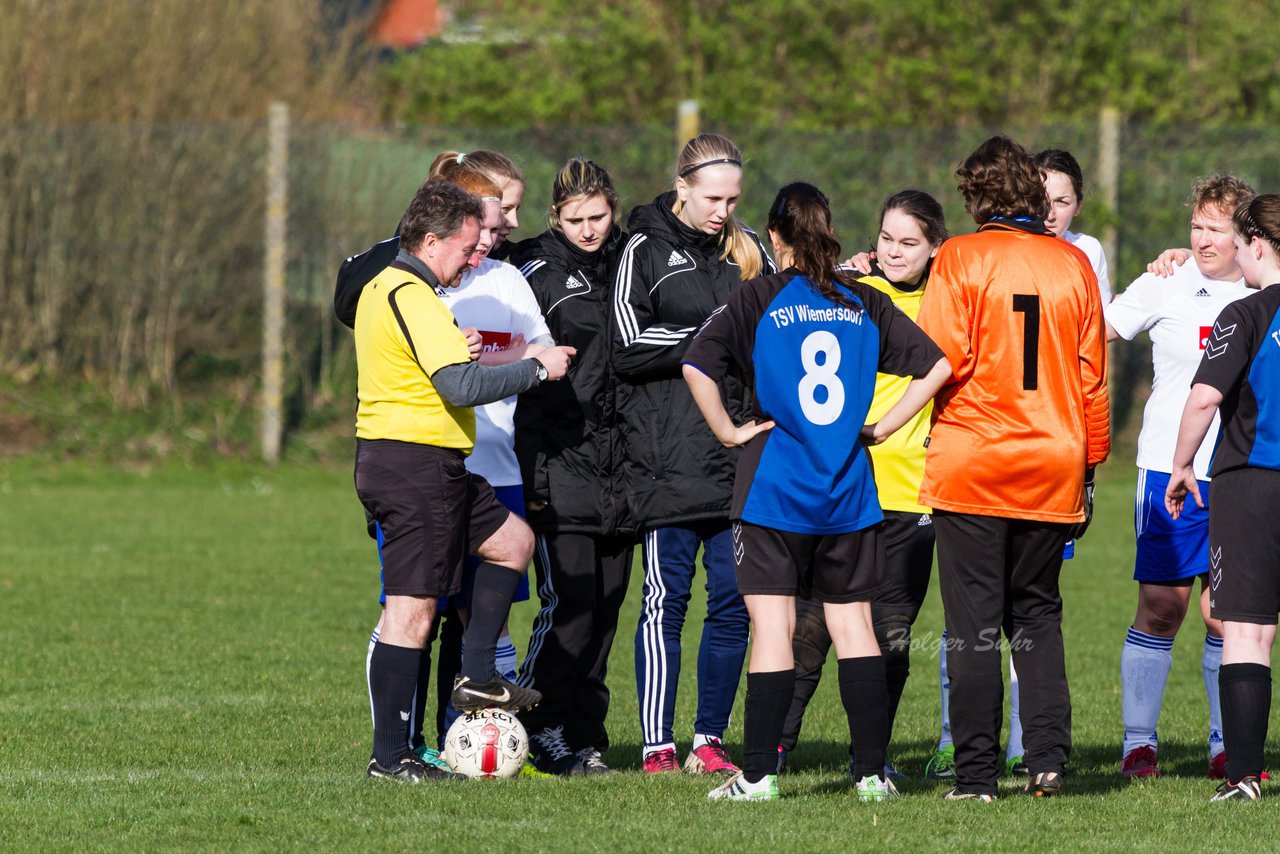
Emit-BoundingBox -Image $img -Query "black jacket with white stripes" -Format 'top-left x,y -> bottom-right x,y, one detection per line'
508,225 -> 632,536
612,192 -> 774,528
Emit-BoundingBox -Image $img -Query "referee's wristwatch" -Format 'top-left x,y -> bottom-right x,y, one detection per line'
533,359 -> 549,383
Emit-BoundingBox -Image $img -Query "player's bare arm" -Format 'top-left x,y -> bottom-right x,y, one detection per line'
1164,382 -> 1223,518
479,332 -> 550,366
862,356 -> 952,445
683,363 -> 774,447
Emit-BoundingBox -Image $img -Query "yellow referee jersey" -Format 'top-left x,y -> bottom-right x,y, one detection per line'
354,260 -> 474,450
860,273 -> 932,515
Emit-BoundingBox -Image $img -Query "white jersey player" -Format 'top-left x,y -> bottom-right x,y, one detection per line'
1105,175 -> 1255,781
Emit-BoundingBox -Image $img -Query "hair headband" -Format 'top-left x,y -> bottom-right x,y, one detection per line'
679,157 -> 742,179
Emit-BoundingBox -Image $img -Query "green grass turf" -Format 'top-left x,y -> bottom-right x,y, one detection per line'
1,459 -> 1274,851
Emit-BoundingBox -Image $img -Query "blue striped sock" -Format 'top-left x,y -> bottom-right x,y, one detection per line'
1125,627 -> 1174,651
1121,627 -> 1174,756
1204,634 -> 1224,756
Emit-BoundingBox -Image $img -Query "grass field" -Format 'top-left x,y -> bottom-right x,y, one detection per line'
1,458 -> 1275,852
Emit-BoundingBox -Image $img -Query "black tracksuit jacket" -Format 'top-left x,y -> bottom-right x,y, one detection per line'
611,192 -> 774,529
508,226 -> 631,536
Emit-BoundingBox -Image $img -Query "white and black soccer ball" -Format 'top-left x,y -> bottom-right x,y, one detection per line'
444,709 -> 528,778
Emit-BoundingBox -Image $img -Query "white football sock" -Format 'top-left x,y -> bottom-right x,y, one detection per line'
496,632 -> 518,682
366,625 -> 381,727
1006,657 -> 1023,760
1204,633 -> 1225,758
938,631 -> 952,749
692,733 -> 723,750
1121,626 -> 1174,756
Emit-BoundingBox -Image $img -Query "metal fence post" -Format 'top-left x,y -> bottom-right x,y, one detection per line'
1098,106 -> 1121,275
1097,105 -> 1130,430
262,102 -> 288,465
677,99 -> 700,156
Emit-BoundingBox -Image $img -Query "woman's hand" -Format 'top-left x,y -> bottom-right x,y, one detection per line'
684,363 -> 774,447
717,419 -> 775,448
844,251 -> 874,275
1164,464 -> 1202,520
1146,248 -> 1191,278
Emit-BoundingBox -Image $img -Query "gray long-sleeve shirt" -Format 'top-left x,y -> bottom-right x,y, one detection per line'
432,358 -> 540,407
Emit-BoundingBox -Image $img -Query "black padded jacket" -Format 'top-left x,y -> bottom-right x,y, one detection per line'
611,192 -> 774,528
508,226 -> 631,536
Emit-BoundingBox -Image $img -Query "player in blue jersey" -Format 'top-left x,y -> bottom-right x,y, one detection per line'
1167,193 -> 1280,802
779,190 -> 948,781
683,183 -> 951,801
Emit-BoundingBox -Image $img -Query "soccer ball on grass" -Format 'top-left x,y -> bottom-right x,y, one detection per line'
444,708 -> 528,778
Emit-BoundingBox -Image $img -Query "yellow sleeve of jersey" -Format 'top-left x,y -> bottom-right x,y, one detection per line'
860,274 -> 931,514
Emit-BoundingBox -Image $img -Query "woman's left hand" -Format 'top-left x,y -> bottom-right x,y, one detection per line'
718,419 -> 775,448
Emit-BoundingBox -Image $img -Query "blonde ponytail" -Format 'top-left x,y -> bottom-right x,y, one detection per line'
719,218 -> 763,280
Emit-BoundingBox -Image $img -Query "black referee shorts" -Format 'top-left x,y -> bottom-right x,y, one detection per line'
354,438 -> 509,599
1209,467 -> 1280,625
732,520 -> 887,604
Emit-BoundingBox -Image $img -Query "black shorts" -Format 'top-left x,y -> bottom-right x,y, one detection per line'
354,438 -> 510,599
732,520 -> 887,604
1208,467 -> 1280,625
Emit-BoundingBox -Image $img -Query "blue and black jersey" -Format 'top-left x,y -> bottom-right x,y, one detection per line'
1194,284 -> 1280,475
683,268 -> 943,535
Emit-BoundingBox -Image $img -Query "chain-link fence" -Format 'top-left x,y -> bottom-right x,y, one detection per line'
3,114 -> 1279,454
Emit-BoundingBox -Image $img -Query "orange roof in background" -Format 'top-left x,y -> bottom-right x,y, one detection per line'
370,0 -> 444,48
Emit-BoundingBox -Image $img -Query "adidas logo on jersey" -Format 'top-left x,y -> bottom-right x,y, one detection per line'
667,250 -> 687,267
565,275 -> 586,290
917,514 -> 932,527
1195,288 -> 1211,298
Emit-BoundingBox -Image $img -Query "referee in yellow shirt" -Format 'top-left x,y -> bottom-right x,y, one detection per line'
354,179 -> 573,782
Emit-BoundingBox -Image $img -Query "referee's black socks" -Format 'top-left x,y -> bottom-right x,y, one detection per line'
839,656 -> 888,780
409,639 -> 433,751
742,669 -> 796,783
461,562 -> 521,682
369,641 -> 421,766
1220,662 -> 1271,781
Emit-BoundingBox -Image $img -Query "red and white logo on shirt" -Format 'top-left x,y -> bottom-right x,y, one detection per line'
479,330 -> 512,353
1199,326 -> 1212,350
